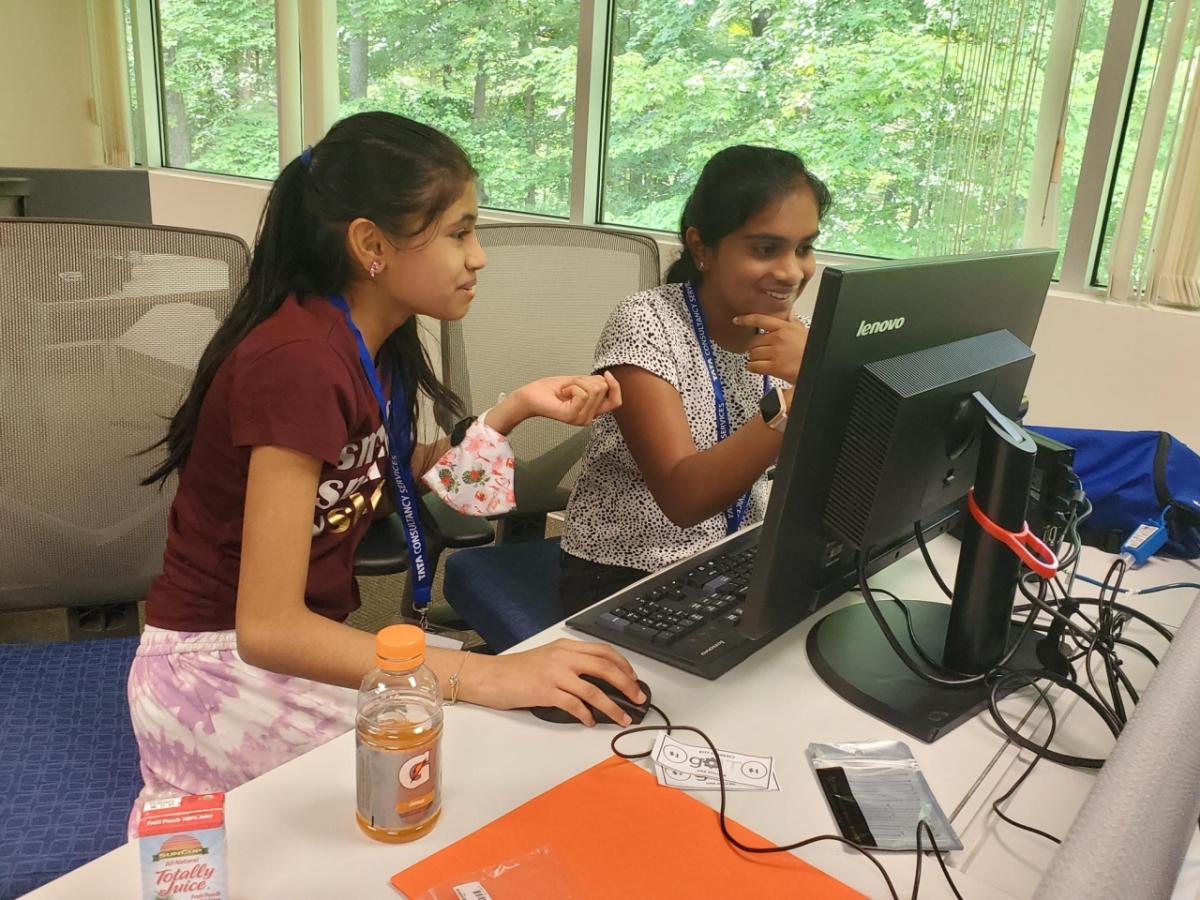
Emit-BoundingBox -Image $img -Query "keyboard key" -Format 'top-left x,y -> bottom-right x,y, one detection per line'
596,613 -> 627,634
626,623 -> 658,643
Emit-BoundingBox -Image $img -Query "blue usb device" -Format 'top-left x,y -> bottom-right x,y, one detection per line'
1119,514 -> 1170,568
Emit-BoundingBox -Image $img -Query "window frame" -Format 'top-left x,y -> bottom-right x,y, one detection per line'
123,0 -> 1152,297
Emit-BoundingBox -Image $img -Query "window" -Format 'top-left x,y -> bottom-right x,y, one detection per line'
602,1 -> 1105,263
157,0 -> 279,180
121,1 -> 144,165
1096,0 -> 1200,293
336,0 -> 578,217
118,1 -> 1188,302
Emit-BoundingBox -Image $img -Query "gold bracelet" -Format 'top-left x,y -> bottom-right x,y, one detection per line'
447,651 -> 470,705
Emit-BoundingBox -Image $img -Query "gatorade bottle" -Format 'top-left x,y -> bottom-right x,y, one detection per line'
355,624 -> 443,842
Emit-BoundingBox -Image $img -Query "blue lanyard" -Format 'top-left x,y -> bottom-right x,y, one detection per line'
326,295 -> 432,612
681,281 -> 768,535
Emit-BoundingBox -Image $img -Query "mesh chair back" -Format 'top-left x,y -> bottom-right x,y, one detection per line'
441,224 -> 660,512
0,219 -> 248,611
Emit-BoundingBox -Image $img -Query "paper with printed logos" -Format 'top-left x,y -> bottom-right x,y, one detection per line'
650,732 -> 778,792
654,763 -> 780,792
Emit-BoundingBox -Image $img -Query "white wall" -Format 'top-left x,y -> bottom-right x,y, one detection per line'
147,169 -> 270,248
1027,291 -> 1200,447
0,0 -> 104,167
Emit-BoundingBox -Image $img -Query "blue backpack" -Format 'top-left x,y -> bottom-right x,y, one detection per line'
1027,427 -> 1200,559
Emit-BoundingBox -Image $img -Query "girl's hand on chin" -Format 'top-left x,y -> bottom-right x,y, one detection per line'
736,313 -> 809,384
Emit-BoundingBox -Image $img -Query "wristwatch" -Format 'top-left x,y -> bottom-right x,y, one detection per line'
449,415 -> 477,446
759,386 -> 788,433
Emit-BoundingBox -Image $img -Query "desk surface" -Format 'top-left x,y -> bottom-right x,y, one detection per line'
24,538 -> 1200,900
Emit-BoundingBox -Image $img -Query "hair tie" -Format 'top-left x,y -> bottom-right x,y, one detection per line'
299,145 -> 313,169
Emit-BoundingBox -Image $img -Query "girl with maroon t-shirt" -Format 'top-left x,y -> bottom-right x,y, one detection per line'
128,112 -> 644,818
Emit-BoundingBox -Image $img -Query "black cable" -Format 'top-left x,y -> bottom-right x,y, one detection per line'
914,522 -> 954,600
874,587 -> 945,672
1113,635 -> 1159,667
915,821 -> 964,900
1017,574 -> 1090,639
611,724 -> 903,900
1083,626 -> 1121,726
987,668 -> 1121,768
988,674 -> 1062,845
620,703 -> 968,898
1096,559 -> 1133,724
1012,556 -> 1165,738
1064,597 -> 1175,643
1022,576 -> 1151,665
1025,572 -> 1148,724
646,702 -> 672,732
857,553 -> 1042,687
910,830 -> 924,900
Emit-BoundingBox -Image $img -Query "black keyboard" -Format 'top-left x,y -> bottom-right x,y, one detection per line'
567,529 -> 771,679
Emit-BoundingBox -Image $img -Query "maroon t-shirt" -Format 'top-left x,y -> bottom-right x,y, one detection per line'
145,294 -> 390,631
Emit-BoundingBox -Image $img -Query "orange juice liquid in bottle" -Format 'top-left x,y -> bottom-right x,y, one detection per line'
355,625 -> 444,843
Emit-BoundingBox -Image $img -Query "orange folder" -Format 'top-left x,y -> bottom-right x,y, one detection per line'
391,756 -> 863,899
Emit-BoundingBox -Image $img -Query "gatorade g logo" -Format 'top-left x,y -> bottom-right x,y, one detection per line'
399,751 -> 432,789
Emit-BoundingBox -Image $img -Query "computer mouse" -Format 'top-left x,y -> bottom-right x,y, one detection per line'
528,675 -> 652,725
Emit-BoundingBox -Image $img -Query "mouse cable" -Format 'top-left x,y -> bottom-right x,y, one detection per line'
985,672 -> 1063,845
611,722 -> 962,900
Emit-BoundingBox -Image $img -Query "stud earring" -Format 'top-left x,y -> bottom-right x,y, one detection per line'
368,260 -> 382,278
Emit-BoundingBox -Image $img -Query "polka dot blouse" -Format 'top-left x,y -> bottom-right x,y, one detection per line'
562,283 -> 785,572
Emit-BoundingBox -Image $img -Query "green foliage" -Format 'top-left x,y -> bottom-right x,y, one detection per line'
154,0 -> 1099,259
158,0 -> 278,178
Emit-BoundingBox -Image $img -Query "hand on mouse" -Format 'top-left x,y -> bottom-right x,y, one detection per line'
467,638 -> 645,727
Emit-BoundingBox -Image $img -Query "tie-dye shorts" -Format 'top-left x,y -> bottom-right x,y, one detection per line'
126,626 -> 356,837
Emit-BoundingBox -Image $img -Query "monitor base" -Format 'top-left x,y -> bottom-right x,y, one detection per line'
807,599 -> 1041,743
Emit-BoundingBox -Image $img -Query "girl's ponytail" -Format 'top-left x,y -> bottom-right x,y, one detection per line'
142,156 -> 315,486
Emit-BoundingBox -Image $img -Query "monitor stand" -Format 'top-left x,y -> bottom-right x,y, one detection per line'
806,599 -> 1041,743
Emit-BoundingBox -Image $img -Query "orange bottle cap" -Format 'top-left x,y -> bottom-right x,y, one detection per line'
375,624 -> 425,670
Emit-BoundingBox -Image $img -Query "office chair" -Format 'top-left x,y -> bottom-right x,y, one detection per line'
0,218 -> 247,896
441,224 -> 661,651
1034,598 -> 1200,899
0,218 -> 248,635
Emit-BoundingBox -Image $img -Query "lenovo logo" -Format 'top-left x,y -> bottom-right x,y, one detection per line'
856,316 -> 906,337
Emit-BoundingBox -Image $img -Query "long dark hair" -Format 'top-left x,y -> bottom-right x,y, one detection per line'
143,112 -> 471,486
664,145 -> 832,285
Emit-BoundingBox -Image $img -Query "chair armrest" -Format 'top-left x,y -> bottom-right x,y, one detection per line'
423,494 -> 495,548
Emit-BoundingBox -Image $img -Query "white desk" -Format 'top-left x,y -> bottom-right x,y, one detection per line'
24,539 -> 1200,900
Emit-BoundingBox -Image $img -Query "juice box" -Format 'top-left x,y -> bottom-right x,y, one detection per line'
137,793 -> 227,900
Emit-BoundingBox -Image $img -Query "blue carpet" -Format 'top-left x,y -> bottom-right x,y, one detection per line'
0,636 -> 141,898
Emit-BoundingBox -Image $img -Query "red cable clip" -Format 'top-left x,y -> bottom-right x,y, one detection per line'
966,488 -> 1059,579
